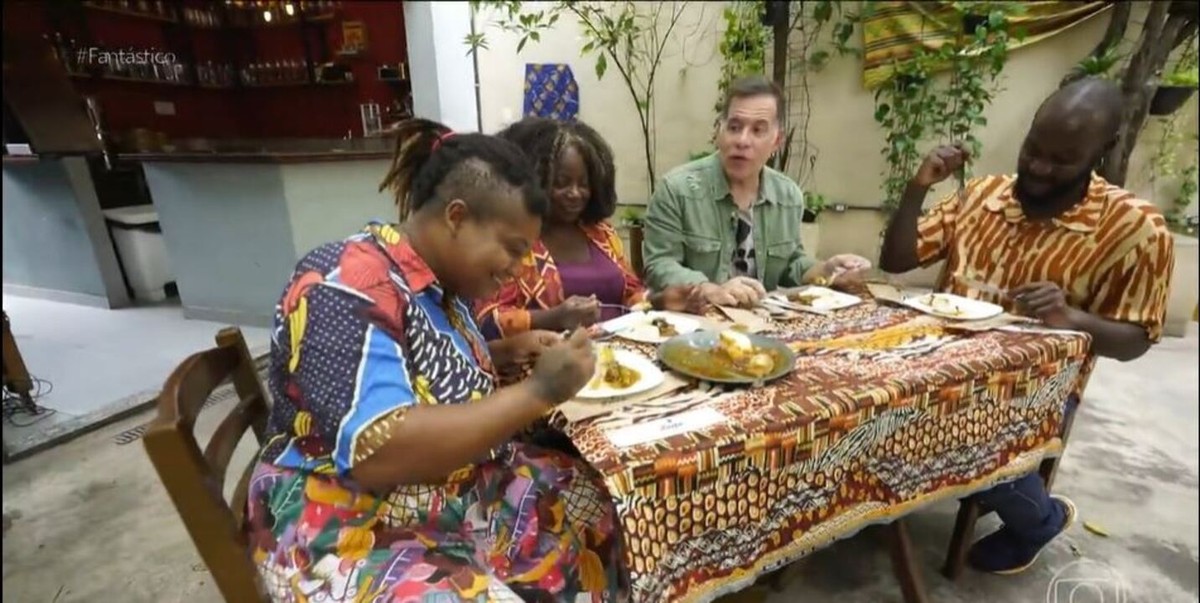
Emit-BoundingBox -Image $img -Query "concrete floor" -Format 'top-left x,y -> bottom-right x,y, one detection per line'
2,295 -> 269,458
1,327 -> 1196,602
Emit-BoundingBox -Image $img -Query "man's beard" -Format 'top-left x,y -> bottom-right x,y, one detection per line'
1014,167 -> 1092,209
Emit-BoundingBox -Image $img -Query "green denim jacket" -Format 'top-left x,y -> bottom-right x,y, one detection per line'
642,154 -> 816,291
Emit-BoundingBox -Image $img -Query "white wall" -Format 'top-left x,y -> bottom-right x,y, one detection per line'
282,160 -> 396,258
473,1 -> 727,202
404,1 -> 480,132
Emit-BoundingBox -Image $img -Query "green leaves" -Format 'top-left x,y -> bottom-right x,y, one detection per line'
868,0 -> 1021,217
463,32 -> 489,54
833,21 -> 854,48
813,1 -> 832,23
596,53 -> 608,78
808,50 -> 831,70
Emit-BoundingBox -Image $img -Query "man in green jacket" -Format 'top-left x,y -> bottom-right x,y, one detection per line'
643,76 -> 870,307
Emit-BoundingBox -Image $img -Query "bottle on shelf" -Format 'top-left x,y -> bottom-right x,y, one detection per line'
50,33 -> 69,72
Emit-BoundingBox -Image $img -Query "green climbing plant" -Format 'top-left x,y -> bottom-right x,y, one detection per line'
1148,33 -> 1200,230
1170,163 -> 1198,234
715,1 -> 769,120
870,3 -> 1026,214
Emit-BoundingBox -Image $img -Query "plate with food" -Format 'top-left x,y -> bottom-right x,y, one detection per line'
577,345 -> 665,400
598,311 -> 701,344
904,292 -> 1003,321
658,329 -> 796,386
771,286 -> 862,312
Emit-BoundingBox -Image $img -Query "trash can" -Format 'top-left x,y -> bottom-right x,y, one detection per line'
103,205 -> 175,303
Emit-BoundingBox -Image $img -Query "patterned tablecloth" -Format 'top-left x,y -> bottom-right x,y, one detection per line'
552,300 -> 1094,603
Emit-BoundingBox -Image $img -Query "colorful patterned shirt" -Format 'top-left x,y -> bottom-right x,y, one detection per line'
916,173 -> 1175,341
475,221 -> 647,338
259,223 -> 499,477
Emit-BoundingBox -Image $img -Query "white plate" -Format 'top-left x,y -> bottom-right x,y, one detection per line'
577,348 -> 665,400
771,286 -> 862,311
600,311 -> 701,344
904,292 -> 1004,321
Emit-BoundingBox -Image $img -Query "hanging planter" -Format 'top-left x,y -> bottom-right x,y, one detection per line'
962,13 -> 988,35
1151,67 -> 1199,116
1150,86 -> 1197,115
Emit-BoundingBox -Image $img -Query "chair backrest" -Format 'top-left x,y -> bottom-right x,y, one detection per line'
143,327 -> 270,603
628,225 -> 646,278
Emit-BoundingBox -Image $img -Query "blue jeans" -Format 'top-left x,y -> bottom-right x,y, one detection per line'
974,394 -> 1079,542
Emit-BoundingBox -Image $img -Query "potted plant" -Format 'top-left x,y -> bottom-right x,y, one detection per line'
1164,163 -> 1198,337
618,206 -> 647,276
803,191 -> 826,223
801,191 -> 826,256
1151,66 -> 1199,116
1151,33 -> 1198,116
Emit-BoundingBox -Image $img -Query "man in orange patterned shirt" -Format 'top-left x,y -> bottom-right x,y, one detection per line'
880,78 -> 1175,575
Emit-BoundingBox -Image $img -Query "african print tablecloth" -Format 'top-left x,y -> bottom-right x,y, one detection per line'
553,300 -> 1094,602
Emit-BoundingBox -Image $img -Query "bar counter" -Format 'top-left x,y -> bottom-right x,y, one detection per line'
133,139 -> 398,326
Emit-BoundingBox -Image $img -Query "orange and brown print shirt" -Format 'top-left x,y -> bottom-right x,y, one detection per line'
916,173 -> 1175,341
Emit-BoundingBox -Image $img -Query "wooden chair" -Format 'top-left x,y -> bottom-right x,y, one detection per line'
143,327 -> 270,603
941,400 -> 1081,580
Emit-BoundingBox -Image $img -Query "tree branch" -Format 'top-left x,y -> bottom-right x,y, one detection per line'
1102,2 -> 1170,184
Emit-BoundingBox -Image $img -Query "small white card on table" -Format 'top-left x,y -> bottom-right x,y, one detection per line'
604,408 -> 727,448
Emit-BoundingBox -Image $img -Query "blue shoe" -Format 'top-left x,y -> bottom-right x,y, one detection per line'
967,495 -> 1077,575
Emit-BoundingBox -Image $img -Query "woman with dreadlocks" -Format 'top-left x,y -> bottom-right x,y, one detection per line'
245,118 -> 629,602
476,117 -> 705,340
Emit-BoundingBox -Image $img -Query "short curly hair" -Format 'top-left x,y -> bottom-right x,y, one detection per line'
496,117 -> 617,225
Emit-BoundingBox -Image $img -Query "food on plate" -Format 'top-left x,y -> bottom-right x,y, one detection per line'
788,291 -> 824,306
718,329 -> 755,361
651,317 -> 678,338
660,331 -> 790,381
714,330 -> 777,377
923,293 -> 965,317
588,345 -> 640,390
742,352 -> 776,378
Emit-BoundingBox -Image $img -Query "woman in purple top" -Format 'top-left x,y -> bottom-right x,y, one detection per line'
476,118 -> 704,340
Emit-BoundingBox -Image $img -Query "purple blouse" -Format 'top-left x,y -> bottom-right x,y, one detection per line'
558,241 -> 627,321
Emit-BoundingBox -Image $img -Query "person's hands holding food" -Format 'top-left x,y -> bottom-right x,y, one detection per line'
652,284 -> 709,315
529,328 -> 597,405
912,143 -> 970,189
549,295 -> 601,331
503,330 -> 561,368
703,276 -> 766,308
1009,281 -> 1081,330
805,254 -> 873,289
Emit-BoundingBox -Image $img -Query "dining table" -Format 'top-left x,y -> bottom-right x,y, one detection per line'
550,292 -> 1094,603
